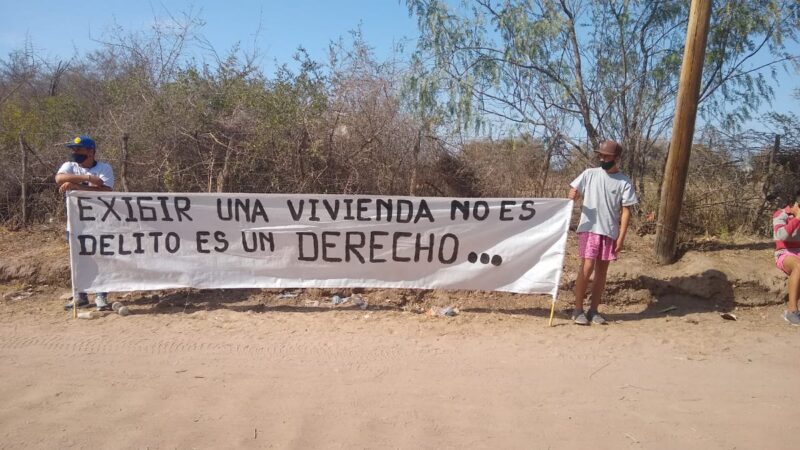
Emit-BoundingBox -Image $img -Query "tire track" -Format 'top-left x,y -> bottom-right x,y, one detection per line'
0,331 -> 437,363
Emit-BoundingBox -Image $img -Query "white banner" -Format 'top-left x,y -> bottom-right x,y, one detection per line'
67,193 -> 572,297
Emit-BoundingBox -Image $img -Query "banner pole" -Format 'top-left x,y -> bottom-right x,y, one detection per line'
66,192 -> 78,320
549,198 -> 573,328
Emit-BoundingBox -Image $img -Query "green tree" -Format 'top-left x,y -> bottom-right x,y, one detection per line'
405,0 -> 800,190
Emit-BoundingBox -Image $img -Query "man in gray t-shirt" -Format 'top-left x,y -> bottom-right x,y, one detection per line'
567,140 -> 638,325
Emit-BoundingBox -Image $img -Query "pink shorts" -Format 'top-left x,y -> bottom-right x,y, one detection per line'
776,249 -> 800,275
578,232 -> 618,261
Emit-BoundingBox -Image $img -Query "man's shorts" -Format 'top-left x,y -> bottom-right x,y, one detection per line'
578,232 -> 617,261
776,248 -> 800,275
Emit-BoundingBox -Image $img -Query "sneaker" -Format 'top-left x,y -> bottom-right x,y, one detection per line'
784,310 -> 800,326
572,309 -> 589,326
95,295 -> 111,312
587,309 -> 608,325
63,294 -> 90,310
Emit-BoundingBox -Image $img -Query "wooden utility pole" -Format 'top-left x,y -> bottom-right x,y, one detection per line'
19,133 -> 28,226
121,133 -> 130,192
655,0 -> 713,264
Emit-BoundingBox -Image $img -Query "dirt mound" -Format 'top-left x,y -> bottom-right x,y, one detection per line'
0,225 -> 69,285
555,233 -> 785,311
607,235 -> 784,307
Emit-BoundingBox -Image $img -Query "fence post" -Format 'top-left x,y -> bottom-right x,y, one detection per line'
20,133 -> 28,226
750,134 -> 780,232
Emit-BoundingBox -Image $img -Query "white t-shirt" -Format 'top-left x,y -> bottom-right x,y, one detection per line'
57,161 -> 115,189
570,167 -> 638,239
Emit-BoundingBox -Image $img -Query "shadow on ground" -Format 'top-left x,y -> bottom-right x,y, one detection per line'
113,269 -> 775,324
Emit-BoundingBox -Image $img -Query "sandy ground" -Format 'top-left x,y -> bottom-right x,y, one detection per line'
1,227 -> 798,449
1,290 -> 798,450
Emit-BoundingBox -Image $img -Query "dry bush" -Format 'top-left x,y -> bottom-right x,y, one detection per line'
1,17 -> 795,243
0,26 -> 451,224
460,137 -> 544,196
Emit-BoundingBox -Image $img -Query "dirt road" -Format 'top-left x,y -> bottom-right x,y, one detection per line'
1,293 -> 797,450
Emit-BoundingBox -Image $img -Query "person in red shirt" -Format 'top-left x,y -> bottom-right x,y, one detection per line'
773,188 -> 800,326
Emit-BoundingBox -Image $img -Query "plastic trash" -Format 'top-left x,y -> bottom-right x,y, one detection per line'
351,295 -> 368,310
439,306 -> 458,316
429,306 -> 459,317
331,295 -> 348,306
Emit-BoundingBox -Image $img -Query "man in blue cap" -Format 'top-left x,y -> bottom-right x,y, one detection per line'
56,135 -> 115,311
55,135 -> 114,194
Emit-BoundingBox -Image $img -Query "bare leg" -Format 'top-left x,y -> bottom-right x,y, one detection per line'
784,256 -> 800,312
590,260 -> 610,311
574,258 -> 596,312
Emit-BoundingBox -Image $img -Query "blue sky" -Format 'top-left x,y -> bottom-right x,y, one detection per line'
1,0 -> 797,132
0,0 -> 418,69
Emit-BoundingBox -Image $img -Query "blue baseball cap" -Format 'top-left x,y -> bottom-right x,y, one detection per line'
65,135 -> 96,150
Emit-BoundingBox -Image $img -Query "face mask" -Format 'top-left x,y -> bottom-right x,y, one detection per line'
600,160 -> 615,171
72,154 -> 88,164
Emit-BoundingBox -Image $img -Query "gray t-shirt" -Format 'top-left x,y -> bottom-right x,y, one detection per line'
570,167 -> 638,239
